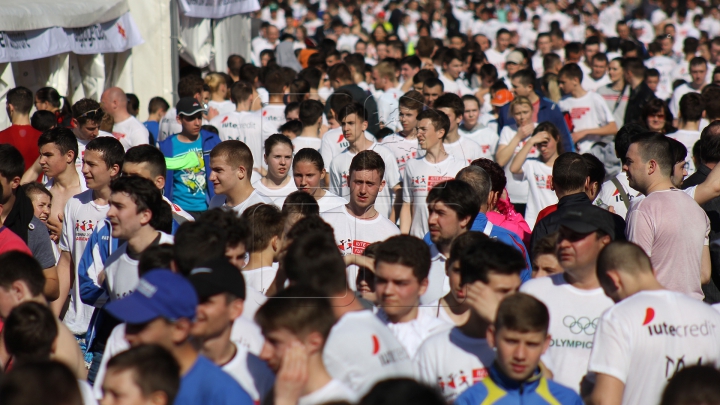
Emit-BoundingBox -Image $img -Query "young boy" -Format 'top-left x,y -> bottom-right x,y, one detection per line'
208,140 -> 272,215
557,63 -> 617,153
434,94 -> 484,165
143,96 -> 170,145
422,78 -> 444,108
400,110 -> 466,238
260,70 -> 288,143
380,91 -> 425,176
102,345 -> 181,405
278,120 -> 303,141
454,294 -> 582,404
239,203 -> 282,295
458,95 -> 499,159
23,182 -> 53,223
373,61 -> 403,131
293,99 -> 324,151
255,285 -> 357,405
439,49 -> 474,96
159,97 -> 221,217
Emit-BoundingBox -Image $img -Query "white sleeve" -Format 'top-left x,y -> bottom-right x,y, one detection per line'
58,200 -> 74,252
595,93 -> 616,124
329,159 -> 342,196
413,342 -> 438,384
321,133 -> 335,171
402,167 -> 412,204
498,127 -> 513,146
587,312 -> 632,383
383,152 -> 401,188
669,89 -> 681,117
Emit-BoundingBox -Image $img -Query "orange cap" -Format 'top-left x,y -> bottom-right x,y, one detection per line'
298,49 -> 318,69
491,89 -> 514,107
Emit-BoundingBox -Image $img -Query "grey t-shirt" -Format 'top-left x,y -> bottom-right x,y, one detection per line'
28,216 -> 56,269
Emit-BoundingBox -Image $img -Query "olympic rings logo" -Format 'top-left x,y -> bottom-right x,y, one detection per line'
563,316 -> 599,335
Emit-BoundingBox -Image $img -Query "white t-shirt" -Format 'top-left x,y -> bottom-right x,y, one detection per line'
422,245 -> 451,306
208,100 -> 236,116
260,104 -> 287,144
159,108 -> 182,142
594,173 -> 639,219
292,136 -> 322,151
521,160 -> 558,229
104,233 -> 174,301
669,129 -> 701,176
458,126 -> 499,159
209,111 -> 263,170
321,205 -> 400,290
559,91 -> 615,153
498,124 -> 539,204
319,128 -> 375,170
328,143 -> 401,220
414,327 -> 495,402
377,308 -> 453,358
589,290 -> 720,405
402,155 -> 466,238
443,136 -> 485,166
520,273 -> 614,393
670,83 -> 701,119
59,189 -> 110,335
112,116 -> 150,150
324,310 -> 414,396
222,343 -> 276,404
380,133 -> 421,176
376,88 -> 403,131
242,285 -> 267,321
232,312 -> 266,354
645,55 -> 677,100
438,75 -> 474,97
582,74 -> 611,93
298,380 -> 357,405
208,189 -> 274,216
252,178 -> 298,208
484,48 -> 511,76
316,191 -> 348,213
242,266 -> 277,295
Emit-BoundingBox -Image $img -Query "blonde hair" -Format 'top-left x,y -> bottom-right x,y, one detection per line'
374,61 -> 397,82
510,96 -> 533,117
204,73 -> 226,94
542,74 -> 561,103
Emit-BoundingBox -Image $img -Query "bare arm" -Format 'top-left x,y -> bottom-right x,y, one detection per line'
43,266 -> 60,302
21,157 -> 42,185
400,202 -> 412,234
510,131 -> 548,174
388,183 -> 401,223
692,163 -> 720,205
587,373 -> 624,405
51,251 -> 73,317
702,245 -> 711,284
572,122 -> 618,143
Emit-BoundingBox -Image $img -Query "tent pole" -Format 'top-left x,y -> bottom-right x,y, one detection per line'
170,0 -> 180,104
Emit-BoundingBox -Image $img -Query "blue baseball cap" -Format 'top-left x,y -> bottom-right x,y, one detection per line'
105,270 -> 198,325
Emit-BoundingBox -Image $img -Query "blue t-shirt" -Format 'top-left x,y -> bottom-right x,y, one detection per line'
175,356 -> 253,405
144,121 -> 159,144
170,136 -> 207,211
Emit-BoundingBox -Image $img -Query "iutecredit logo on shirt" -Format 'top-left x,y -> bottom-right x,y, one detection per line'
643,307 -> 718,337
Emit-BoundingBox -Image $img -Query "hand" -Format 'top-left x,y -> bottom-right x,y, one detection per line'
465,280 -> 503,323
530,131 -> 550,145
571,130 -> 587,143
206,107 -> 219,121
516,124 -> 535,139
47,214 -> 63,240
275,341 -> 309,405
344,254 -> 375,271
607,205 -> 616,214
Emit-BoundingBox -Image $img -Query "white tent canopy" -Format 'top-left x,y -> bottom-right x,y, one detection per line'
0,0 -> 130,31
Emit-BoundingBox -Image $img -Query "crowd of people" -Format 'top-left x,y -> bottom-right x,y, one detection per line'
2,0 -> 720,404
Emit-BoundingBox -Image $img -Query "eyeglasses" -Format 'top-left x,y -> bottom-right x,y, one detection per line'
78,108 -> 104,121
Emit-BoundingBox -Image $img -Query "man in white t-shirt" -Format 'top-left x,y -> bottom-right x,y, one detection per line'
484,29 -> 512,77
281,234 -> 414,396
401,110 -> 466,238
320,95 -> 375,171
624,133 -> 710,300
209,81 -> 263,173
582,53 -> 612,92
329,103 -> 401,220
57,137 -> 124,347
588,241 -> 720,405
415,237 -> 526,401
101,87 -> 150,150
458,95 -> 498,159
238,203 -> 281,295
558,63 -> 618,153
188,257 -> 275,404
439,49 -> 474,96
645,42 -> 678,100
434,94 -> 485,165
669,57 -> 708,124
520,204 -> 616,393
260,70 -> 288,145
208,141 -> 273,215
374,235 -> 452,357
669,92 -> 703,176
380,90 -> 425,176
373,61 -> 403,131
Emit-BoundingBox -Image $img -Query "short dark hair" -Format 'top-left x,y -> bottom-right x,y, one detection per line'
22,182 -> 52,202
148,96 -> 170,115
458,238 -> 526,285
37,127 -> 79,163
0,251 -> 45,298
0,144 -> 25,180
471,158 -> 506,193
630,132 -> 675,176
86,136 -> 125,170
106,345 -> 181,405
495,293 -> 549,334
690,56 -> 708,68
660,365 -> 720,405
645,67 -> 659,78
564,41 -> 583,55
399,90 -> 425,112
124,145 -> 167,178
359,379 -> 445,405
255,285 -> 336,341
434,93 -> 465,118
558,63 -> 583,82
702,85 -> 720,120
679,92 -> 704,122
426,180 -> 480,226
479,64 -> 499,81
126,93 -> 140,116
543,53 -> 562,73
511,69 -> 536,87
349,150 -> 385,179
279,118 -> 302,137
336,102 -> 367,124
230,80 -> 254,104
31,111 -> 57,132
240,203 -> 284,253
423,77 -> 444,91
110,176 -> 172,232
3,302 -> 57,364
177,74 -> 205,98
138,244 -> 175,276
623,57 -> 646,78
413,69 -> 437,84
0,361 -> 82,405
417,109 -> 450,138
400,55 -> 421,70
282,191 -> 320,217
700,121 -> 720,164
173,221 -> 227,276
581,153 -> 606,195
532,233 -> 558,258
551,153 -> 588,194
197,208 -> 250,249
299,99 -> 325,127
283,231 -> 347,295
615,123 -> 647,161
210,140 -> 254,171
7,87 -> 33,115
72,98 -> 103,126
442,49 -> 463,66
456,166 -> 492,204
375,235 -> 431,282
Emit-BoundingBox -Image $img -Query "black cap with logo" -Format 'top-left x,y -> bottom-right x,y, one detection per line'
176,97 -> 207,116
188,257 -> 246,300
558,204 -> 617,240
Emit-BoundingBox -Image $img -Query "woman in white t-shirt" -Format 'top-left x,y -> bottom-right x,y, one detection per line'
292,148 -> 347,213
495,97 -> 539,213
509,122 -> 562,229
204,73 -> 235,115
253,134 -> 298,207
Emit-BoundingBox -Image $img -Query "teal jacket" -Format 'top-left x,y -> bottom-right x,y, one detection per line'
454,364 -> 583,405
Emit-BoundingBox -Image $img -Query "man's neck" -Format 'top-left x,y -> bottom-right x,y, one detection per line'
400,127 -> 417,139
262,172 -> 290,188
200,326 -> 237,366
112,111 -> 131,124
173,342 -> 201,376
330,293 -> 366,319
303,355 -> 333,397
10,114 -> 30,126
245,246 -> 275,270
691,81 -> 705,90
526,91 -> 540,104
440,293 -> 470,316
458,311 -> 490,338
127,228 -> 160,257
571,87 -> 588,98
705,161 -> 718,170
562,268 -> 601,290
443,128 -> 460,144
382,82 -> 398,92
268,96 -> 285,105
424,142 -> 448,163
348,137 -> 372,154
680,120 -> 700,131
300,125 -> 321,138
629,76 -> 643,89
642,177 -> 675,195
92,185 -> 113,204
345,203 -> 378,220
225,183 -> 254,208
0,193 -> 15,223
178,132 -> 200,143
236,101 -> 252,112
54,167 -> 81,190
443,72 -> 457,82
385,305 -> 419,323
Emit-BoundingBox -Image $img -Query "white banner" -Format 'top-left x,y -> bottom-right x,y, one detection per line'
0,12 -> 143,64
178,0 -> 260,19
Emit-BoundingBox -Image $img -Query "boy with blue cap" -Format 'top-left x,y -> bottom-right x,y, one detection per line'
104,269 -> 253,405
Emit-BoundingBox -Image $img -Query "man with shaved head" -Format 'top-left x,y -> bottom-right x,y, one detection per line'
100,87 -> 150,150
587,241 -> 720,405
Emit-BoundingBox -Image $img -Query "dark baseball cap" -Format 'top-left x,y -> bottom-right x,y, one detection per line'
558,204 -> 617,240
188,257 -> 246,300
176,97 -> 206,116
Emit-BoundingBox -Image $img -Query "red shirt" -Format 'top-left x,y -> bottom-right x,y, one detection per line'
0,125 -> 42,170
0,226 -> 31,256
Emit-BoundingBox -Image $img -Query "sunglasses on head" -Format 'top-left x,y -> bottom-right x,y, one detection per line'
78,108 -> 104,121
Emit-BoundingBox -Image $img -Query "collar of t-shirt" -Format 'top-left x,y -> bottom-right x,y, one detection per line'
488,362 -> 543,392
126,232 -> 163,261
532,99 -> 541,122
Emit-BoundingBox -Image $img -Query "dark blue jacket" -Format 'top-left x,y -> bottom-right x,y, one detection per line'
497,95 -> 575,153
158,129 -> 221,203
454,364 -> 583,405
